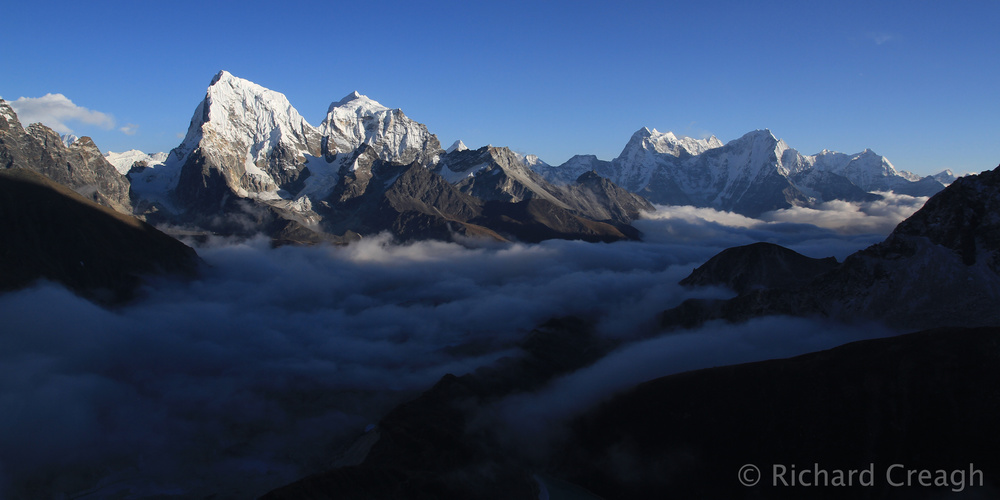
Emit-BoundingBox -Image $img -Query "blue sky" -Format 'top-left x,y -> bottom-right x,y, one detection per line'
4,0 -> 998,175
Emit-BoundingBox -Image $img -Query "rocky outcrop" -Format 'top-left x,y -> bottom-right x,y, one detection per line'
438,146 -> 572,207
0,100 -> 132,214
555,170 -> 655,225
680,242 -> 839,294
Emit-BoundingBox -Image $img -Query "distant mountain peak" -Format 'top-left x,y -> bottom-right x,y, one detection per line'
320,89 -> 440,165
737,128 -> 778,143
336,90 -> 380,107
446,140 -> 468,153
209,70 -> 230,85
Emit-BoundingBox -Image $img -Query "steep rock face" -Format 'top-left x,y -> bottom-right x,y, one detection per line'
320,91 -> 443,166
436,146 -> 651,231
0,100 -> 132,214
555,170 -> 655,225
613,127 -> 726,194
655,129 -> 810,216
553,129 -> 811,217
438,146 -> 569,207
664,165 -> 1000,331
321,151 -> 496,242
173,71 -> 322,211
0,168 -> 199,304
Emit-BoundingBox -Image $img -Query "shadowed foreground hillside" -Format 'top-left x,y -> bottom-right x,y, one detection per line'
0,168 -> 200,304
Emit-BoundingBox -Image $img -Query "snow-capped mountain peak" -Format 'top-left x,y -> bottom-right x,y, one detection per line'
172,70 -> 322,172
332,90 -> 390,114
105,150 -> 169,175
158,70 -> 326,208
625,127 -> 724,158
446,140 -> 468,153
320,91 -> 442,165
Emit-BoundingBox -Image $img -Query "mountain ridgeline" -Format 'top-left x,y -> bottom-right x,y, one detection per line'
114,71 -> 653,244
99,71 -> 946,244
535,128 -> 946,217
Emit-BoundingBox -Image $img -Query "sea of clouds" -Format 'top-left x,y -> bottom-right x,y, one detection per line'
0,195 -> 925,498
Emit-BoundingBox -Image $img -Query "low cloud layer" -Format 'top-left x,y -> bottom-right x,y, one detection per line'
761,192 -> 929,235
491,316 -> 895,458
9,93 -> 115,135
0,196 -> 923,498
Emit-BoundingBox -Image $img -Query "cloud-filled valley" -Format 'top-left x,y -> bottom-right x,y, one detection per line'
0,198 -> 925,498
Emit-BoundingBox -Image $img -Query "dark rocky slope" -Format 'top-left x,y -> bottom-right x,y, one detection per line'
0,168 -> 199,304
261,322 -> 1000,500
321,147 -> 641,243
554,326 -> 1000,499
680,241 -> 839,294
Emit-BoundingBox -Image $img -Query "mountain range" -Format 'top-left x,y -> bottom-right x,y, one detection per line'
2,70 -> 994,499
535,127 -> 947,216
109,71 -> 651,244
86,70 -> 950,244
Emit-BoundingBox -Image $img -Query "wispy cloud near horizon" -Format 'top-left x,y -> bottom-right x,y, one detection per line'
119,123 -> 139,135
869,32 -> 896,45
9,93 -> 114,135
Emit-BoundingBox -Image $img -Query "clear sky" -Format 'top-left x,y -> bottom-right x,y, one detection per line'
4,0 -> 998,176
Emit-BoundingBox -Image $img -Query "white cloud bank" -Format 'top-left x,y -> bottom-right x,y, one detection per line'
0,191 -> 929,498
9,93 -> 115,135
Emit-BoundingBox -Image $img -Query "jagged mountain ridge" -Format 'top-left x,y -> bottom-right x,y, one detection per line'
105,149 -> 169,175
111,71 -> 953,238
0,99 -> 132,214
125,71 -> 650,243
535,127 -> 948,217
